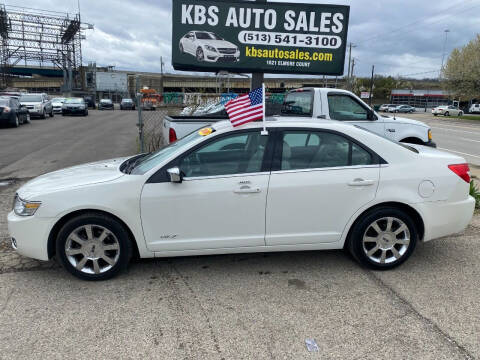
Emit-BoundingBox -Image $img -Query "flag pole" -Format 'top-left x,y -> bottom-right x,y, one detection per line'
261,83 -> 268,136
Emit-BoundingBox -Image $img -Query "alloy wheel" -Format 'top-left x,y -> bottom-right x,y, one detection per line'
362,217 -> 410,264
65,224 -> 120,275
196,48 -> 204,61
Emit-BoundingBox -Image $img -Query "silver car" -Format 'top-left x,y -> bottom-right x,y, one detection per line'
19,93 -> 54,119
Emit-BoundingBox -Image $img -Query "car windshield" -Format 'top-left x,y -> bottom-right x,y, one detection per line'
101,99 -> 112,103
0,99 -> 9,106
20,95 -> 42,102
130,130 -> 207,175
196,32 -> 222,40
281,91 -> 313,117
53,98 -> 65,103
65,98 -> 83,104
122,99 -> 132,103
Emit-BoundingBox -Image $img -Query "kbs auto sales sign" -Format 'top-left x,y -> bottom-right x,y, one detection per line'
172,0 -> 350,75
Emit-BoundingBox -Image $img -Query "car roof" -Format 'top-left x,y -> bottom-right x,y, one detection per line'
211,117 -> 359,134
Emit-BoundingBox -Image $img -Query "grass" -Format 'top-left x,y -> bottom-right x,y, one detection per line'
471,180 -> 480,209
458,115 -> 480,121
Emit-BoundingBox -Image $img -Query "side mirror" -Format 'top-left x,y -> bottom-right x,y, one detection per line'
167,167 -> 183,183
367,109 -> 377,121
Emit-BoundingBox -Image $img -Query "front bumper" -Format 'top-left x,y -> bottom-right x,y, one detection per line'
7,211 -> 53,261
52,107 -> 63,113
204,50 -> 240,63
424,140 -> 437,148
63,107 -> 86,114
27,110 -> 43,117
416,197 -> 475,242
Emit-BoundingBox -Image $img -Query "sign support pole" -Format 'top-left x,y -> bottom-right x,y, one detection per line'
251,0 -> 266,91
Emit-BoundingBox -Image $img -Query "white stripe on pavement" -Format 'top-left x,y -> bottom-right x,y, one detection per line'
438,148 -> 480,159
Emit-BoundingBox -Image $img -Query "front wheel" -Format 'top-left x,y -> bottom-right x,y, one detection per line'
49,110 -> 54,117
347,207 -> 418,270
196,47 -> 204,62
444,111 -> 450,116
458,111 -> 464,116
56,213 -> 133,281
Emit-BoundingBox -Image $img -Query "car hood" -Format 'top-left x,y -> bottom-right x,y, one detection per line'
52,102 -> 64,106
17,157 -> 129,200
382,115 -> 428,127
198,39 -> 236,48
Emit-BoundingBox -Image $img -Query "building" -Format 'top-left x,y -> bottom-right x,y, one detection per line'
390,89 -> 450,108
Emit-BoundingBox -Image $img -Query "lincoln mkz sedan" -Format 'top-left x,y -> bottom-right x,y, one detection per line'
179,31 -> 240,63
8,120 -> 475,280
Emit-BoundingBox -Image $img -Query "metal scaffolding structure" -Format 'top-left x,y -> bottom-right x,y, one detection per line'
0,4 -> 93,90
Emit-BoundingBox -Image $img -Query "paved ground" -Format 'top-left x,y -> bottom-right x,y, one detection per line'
0,110 -> 480,359
393,112 -> 480,168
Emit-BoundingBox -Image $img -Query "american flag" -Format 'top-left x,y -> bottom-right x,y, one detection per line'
225,87 -> 264,127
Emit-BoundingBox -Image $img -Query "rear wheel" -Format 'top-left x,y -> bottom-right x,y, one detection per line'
179,43 -> 184,54
11,114 -> 19,128
56,213 -> 132,281
347,207 -> 418,270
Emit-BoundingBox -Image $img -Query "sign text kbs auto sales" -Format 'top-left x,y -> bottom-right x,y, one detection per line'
172,0 -> 350,75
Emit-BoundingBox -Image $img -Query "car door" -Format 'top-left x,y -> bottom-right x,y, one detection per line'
266,129 -> 380,246
326,93 -> 387,138
141,129 -> 272,252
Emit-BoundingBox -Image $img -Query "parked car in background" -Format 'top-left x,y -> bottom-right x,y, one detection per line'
7,119 -> 475,280
387,105 -> 398,113
98,99 -> 114,110
120,98 -> 135,110
19,93 -> 53,119
0,96 -> 30,127
393,105 -> 415,113
84,95 -> 96,109
62,98 -> 88,116
469,103 -> 480,114
51,98 -> 66,114
432,105 -> 463,117
379,104 -> 395,112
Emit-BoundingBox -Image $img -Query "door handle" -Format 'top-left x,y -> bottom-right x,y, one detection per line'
348,179 -> 375,187
234,185 -> 261,194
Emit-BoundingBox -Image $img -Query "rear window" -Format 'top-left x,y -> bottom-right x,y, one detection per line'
281,91 -> 313,117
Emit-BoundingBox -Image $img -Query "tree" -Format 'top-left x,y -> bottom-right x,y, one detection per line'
443,34 -> 480,100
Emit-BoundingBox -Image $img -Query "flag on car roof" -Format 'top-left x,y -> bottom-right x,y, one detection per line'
225,87 -> 264,127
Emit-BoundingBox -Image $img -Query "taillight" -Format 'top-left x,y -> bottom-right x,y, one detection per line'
3,106 -> 10,113
448,163 -> 470,183
169,128 -> 177,143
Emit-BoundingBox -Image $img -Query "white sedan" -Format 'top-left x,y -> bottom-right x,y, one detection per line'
432,105 -> 464,117
179,31 -> 240,63
8,120 -> 475,280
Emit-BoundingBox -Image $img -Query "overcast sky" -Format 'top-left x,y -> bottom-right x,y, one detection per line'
5,0 -> 480,78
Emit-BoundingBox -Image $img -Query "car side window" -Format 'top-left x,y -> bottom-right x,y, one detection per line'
179,131 -> 268,178
327,94 -> 368,121
280,130 -> 373,171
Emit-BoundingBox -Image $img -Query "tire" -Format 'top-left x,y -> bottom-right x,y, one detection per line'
41,109 -> 46,119
196,47 -> 204,62
459,111 -> 463,116
444,111 -> 449,117
347,207 -> 418,270
56,213 -> 133,281
49,110 -> 54,117
433,114 -> 438,116
11,114 -> 19,128
179,43 -> 184,54
84,110 -> 88,116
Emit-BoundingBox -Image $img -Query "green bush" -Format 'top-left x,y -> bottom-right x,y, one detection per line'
471,180 -> 480,209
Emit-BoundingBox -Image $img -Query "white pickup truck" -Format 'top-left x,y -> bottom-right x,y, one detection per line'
163,88 -> 435,147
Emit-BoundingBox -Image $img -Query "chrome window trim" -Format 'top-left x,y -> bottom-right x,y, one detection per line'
183,172 -> 271,182
271,164 -> 380,175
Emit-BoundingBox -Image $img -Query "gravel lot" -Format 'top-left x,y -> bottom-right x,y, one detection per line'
0,110 -> 479,359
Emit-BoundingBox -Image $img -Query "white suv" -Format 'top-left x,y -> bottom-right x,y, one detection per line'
469,104 -> 480,114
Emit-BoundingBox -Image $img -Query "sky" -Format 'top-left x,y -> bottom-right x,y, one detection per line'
4,0 -> 480,79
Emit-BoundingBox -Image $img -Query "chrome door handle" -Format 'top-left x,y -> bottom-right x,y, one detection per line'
234,185 -> 261,194
348,179 -> 375,187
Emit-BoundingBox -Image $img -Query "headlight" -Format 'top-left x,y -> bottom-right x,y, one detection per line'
34,104 -> 41,110
428,129 -> 433,141
205,45 -> 217,52
13,194 -> 41,216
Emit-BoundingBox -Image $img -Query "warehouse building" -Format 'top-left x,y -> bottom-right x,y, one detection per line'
390,89 -> 450,108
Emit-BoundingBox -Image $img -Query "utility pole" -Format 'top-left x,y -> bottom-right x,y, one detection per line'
350,58 -> 356,91
440,29 -> 450,77
160,56 -> 164,98
251,0 -> 266,90
369,65 -> 375,107
347,42 -> 356,89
